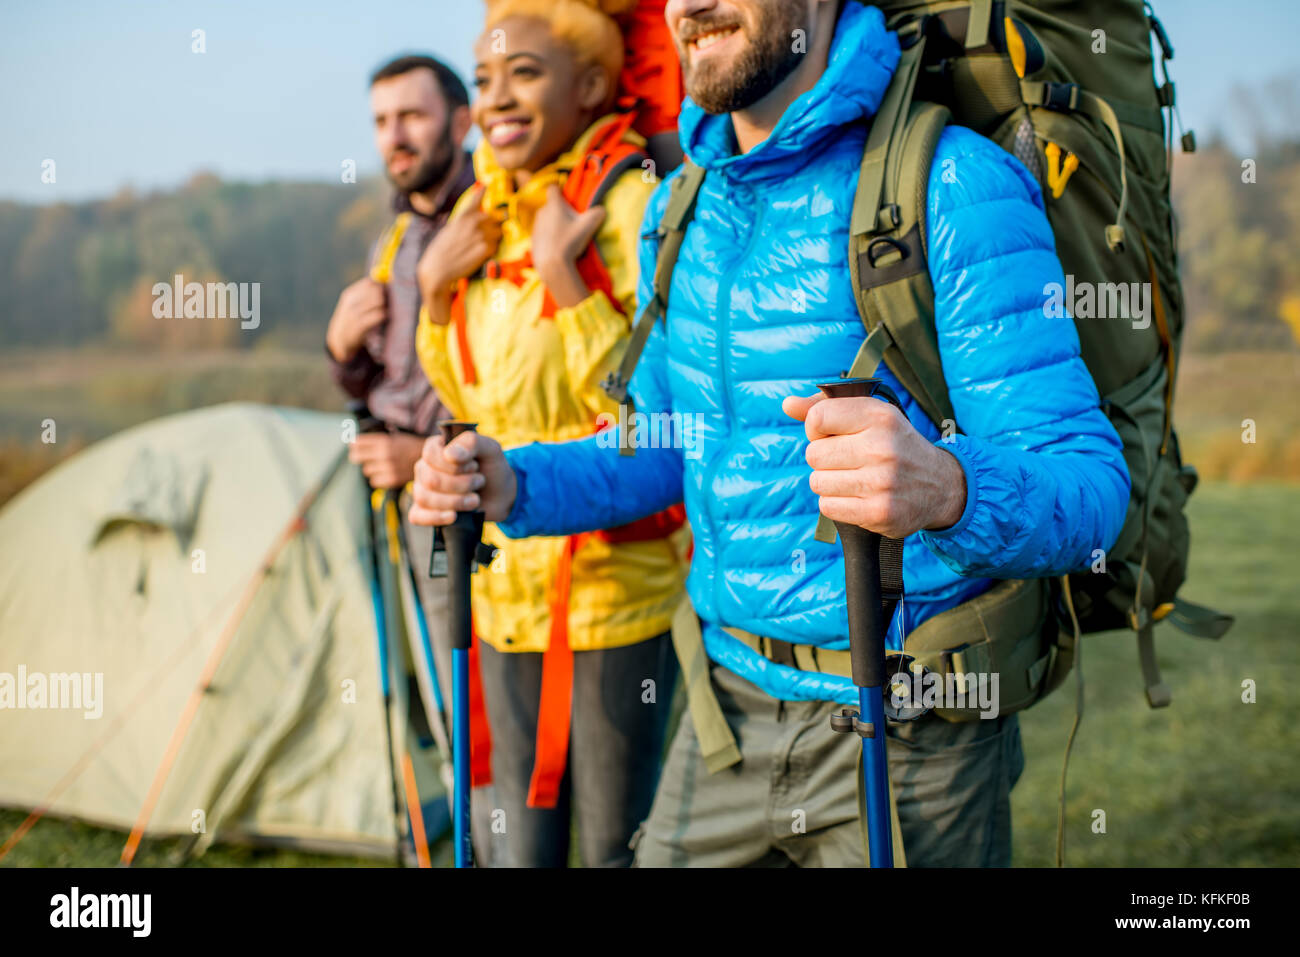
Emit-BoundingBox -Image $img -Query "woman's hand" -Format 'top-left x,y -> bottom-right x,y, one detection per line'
531,184 -> 606,309
417,187 -> 502,325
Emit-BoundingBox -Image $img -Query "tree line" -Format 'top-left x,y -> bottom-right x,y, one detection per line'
1,138 -> 1297,354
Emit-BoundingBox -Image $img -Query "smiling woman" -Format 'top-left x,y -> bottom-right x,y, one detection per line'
471,0 -> 633,176
407,0 -> 689,869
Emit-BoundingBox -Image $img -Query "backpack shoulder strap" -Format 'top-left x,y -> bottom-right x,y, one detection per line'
587,151 -> 649,209
846,98 -> 954,427
566,110 -> 649,212
369,211 -> 412,285
601,158 -> 705,454
845,21 -> 955,434
564,125 -> 649,319
816,24 -> 954,546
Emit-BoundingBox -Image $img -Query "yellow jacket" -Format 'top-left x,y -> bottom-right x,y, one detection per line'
417,116 -> 687,654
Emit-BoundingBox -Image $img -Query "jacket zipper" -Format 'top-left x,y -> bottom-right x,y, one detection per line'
706,188 -> 766,619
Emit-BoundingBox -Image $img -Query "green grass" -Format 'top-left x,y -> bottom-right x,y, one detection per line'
1010,481 -> 1300,866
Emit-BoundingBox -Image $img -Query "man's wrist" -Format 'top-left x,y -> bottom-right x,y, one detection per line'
502,467 -> 520,523
326,328 -> 359,363
926,445 -> 968,531
496,451 -> 526,531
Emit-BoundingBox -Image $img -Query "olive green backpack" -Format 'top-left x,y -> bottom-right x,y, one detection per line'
834,0 -> 1234,715
607,0 -> 1233,718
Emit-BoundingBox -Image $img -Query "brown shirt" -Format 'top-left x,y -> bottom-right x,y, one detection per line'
329,154 -> 476,435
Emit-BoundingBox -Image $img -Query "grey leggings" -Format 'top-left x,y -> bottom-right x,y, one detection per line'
476,633 -> 679,867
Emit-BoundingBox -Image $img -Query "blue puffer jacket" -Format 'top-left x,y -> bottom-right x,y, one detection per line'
500,2 -> 1130,704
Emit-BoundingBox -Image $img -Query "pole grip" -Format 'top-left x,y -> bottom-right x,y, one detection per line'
837,522 -> 887,690
444,530 -> 475,652
438,421 -> 483,652
815,379 -> 904,692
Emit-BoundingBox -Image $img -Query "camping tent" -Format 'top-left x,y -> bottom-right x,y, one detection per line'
0,403 -> 445,861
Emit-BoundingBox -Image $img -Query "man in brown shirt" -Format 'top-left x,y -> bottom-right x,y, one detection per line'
326,53 -> 488,861
327,54 -> 475,455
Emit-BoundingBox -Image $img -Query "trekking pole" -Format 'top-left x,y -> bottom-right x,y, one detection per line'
819,378 -> 908,868
349,400 -> 409,863
435,420 -> 485,869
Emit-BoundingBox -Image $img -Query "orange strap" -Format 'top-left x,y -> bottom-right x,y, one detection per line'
467,629 -> 493,787
451,278 -> 479,385
526,499 -> 686,809
526,533 -> 588,808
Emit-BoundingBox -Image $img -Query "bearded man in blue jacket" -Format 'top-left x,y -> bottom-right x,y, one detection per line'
411,0 -> 1130,867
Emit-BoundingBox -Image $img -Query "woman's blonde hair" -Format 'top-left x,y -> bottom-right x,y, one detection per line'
484,0 -> 636,94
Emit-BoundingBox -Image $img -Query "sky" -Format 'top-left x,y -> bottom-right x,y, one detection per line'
1,0 -> 1297,204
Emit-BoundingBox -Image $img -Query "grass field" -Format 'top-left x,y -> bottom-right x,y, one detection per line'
1010,481 -> 1299,867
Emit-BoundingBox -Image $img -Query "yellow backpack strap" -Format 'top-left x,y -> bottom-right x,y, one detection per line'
670,597 -> 741,774
370,212 -> 412,284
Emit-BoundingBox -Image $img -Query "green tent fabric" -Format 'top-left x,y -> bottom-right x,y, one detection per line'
0,403 -> 443,859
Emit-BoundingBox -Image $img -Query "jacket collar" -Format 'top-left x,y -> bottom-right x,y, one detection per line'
392,151 -> 476,221
471,112 -> 644,237
678,1 -> 901,177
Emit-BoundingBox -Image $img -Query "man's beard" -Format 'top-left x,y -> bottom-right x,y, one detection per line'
679,3 -> 809,115
387,121 -> 456,196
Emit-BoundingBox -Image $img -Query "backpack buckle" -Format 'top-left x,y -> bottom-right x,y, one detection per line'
893,15 -> 928,50
875,203 -> 902,233
600,371 -> 628,404
1040,82 -> 1080,113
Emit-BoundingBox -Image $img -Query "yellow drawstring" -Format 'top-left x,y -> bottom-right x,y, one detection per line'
1045,141 -> 1080,200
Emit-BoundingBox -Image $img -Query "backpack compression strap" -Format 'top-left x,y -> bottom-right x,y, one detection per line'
601,159 -> 706,455
844,21 -> 954,427
819,19 -> 954,547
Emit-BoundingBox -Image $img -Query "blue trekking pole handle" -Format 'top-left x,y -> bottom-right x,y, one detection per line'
818,378 -> 904,868
438,420 -> 484,869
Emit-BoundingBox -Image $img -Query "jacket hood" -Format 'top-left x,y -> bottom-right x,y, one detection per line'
678,1 -> 901,175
